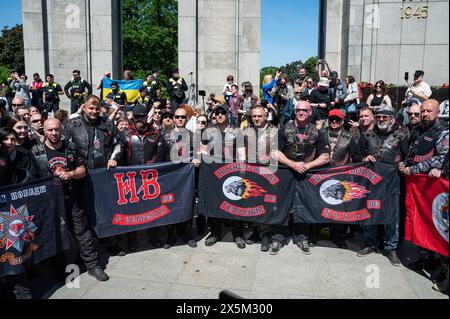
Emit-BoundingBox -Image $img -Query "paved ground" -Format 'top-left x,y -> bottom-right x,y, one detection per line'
18,228 -> 447,299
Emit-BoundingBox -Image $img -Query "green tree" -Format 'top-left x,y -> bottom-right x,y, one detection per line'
122,0 -> 178,81
0,25 -> 24,75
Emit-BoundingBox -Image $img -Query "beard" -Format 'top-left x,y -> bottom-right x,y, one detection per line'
376,120 -> 394,132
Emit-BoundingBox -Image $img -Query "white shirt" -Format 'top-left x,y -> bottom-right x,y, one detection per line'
405,81 -> 432,103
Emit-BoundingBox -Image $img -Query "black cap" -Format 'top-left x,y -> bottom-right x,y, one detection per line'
171,68 -> 179,74
132,104 -> 148,117
330,71 -> 339,78
414,70 -> 424,78
151,67 -> 158,73
111,81 -> 119,87
163,110 -> 174,118
213,104 -> 229,113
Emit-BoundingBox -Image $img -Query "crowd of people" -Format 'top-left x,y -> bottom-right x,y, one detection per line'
0,63 -> 448,299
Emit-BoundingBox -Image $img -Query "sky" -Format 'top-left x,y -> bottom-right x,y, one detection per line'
0,0 -> 319,68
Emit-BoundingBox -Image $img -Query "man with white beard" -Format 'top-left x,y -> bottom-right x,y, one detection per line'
357,105 -> 410,267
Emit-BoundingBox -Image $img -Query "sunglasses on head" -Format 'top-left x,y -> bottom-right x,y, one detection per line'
175,115 -> 187,119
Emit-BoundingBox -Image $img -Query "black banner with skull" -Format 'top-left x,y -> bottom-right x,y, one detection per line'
293,162 -> 400,225
198,159 -> 295,225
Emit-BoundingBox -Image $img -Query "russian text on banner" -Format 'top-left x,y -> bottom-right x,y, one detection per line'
87,162 -> 195,238
102,78 -> 143,102
0,178 -> 68,277
198,159 -> 295,225
293,162 -> 400,225
405,175 -> 448,257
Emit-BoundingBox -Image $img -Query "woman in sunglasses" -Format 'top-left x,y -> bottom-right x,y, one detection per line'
366,80 -> 392,108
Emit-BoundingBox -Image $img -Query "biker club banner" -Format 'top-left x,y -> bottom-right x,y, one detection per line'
293,162 -> 401,225
0,178 -> 69,277
198,160 -> 296,225
87,162 -> 195,238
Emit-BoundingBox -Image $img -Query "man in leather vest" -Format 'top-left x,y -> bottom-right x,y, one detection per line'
123,104 -> 162,251
156,107 -> 200,249
322,109 -> 363,249
32,118 -> 109,281
358,105 -> 409,266
64,70 -> 92,114
64,95 -> 126,257
243,105 -> 278,252
273,100 -> 330,255
400,99 -> 448,175
201,103 -> 247,249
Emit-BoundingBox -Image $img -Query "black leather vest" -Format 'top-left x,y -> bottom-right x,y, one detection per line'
325,128 -> 353,166
379,126 -> 409,164
31,141 -> 78,178
125,127 -> 159,165
65,116 -> 117,169
244,124 -> 277,164
283,122 -> 319,162
406,121 -> 444,165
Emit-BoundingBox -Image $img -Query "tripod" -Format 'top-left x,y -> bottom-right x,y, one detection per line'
186,72 -> 197,107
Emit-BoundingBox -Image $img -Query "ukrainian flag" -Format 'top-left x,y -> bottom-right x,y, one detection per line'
102,78 -> 143,103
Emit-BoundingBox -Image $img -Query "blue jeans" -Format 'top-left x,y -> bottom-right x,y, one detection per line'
363,222 -> 399,252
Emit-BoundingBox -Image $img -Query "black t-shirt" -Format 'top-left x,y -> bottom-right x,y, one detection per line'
310,89 -> 331,120
45,144 -> 68,175
0,147 -> 13,187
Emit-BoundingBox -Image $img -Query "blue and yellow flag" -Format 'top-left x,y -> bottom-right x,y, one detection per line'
102,78 -> 143,103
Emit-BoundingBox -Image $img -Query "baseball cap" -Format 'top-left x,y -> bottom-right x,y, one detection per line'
213,104 -> 229,113
132,104 -> 148,117
328,109 -> 344,119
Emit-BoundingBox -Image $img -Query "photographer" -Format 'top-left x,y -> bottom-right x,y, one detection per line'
238,82 -> 258,128
270,73 -> 292,114
167,68 -> 188,112
404,70 -> 432,104
310,77 -> 332,126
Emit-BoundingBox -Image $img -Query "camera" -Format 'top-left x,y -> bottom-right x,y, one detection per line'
0,99 -> 6,109
199,90 -> 206,97
404,72 -> 409,82
261,100 -> 268,108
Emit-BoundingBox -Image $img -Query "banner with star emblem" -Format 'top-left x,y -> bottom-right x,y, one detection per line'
405,175 -> 448,257
293,162 -> 400,225
198,159 -> 295,225
0,177 -> 68,277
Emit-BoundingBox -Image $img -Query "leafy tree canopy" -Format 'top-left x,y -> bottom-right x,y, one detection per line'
0,25 -> 24,77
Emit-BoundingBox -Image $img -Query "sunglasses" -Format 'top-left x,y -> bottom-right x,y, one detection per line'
215,111 -> 227,116
295,109 -> 310,113
307,81 -> 313,84
174,115 -> 187,120
154,111 -> 162,115
197,121 -> 207,125
408,112 -> 420,117
329,117 -> 343,123
12,103 -> 24,107
163,115 -> 172,119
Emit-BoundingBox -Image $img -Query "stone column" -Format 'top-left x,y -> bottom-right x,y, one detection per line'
178,0 -> 261,100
